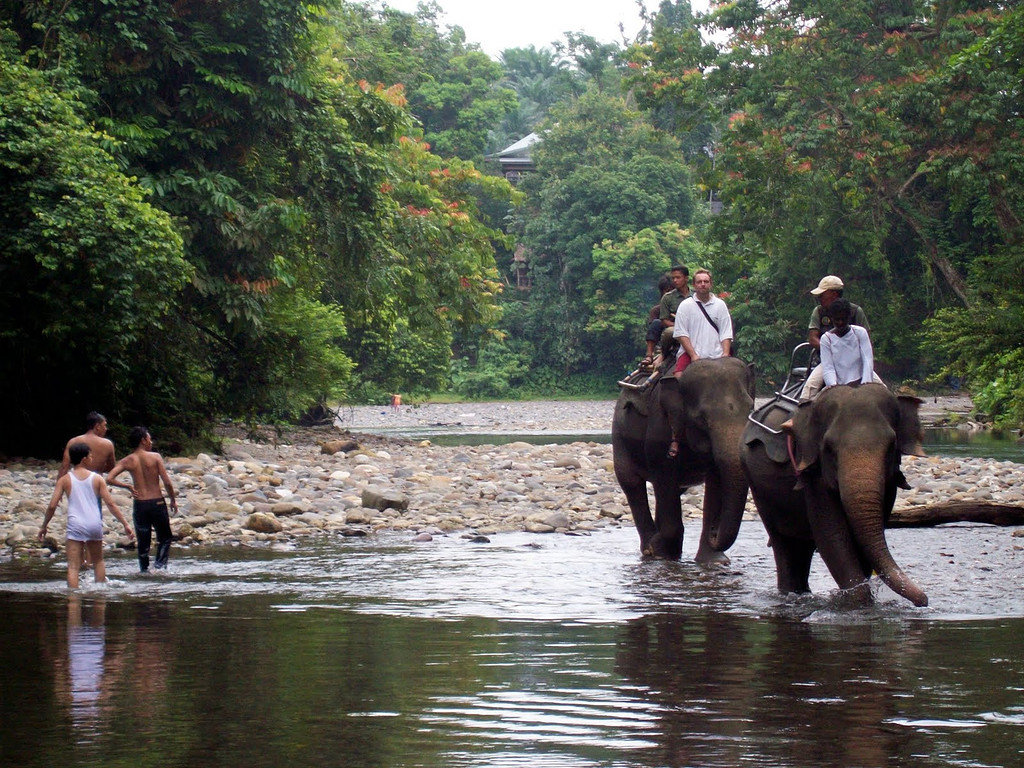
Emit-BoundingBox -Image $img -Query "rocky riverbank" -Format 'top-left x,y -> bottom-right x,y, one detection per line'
2,395 -> 1021,560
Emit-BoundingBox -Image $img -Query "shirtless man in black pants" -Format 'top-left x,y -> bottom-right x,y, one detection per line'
107,427 -> 178,572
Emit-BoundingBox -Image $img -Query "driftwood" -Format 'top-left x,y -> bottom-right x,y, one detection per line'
888,502 -> 1024,528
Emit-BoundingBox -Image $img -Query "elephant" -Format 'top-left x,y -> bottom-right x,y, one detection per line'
740,382 -> 928,606
612,356 -> 754,563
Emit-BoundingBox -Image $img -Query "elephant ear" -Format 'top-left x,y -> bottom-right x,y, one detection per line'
896,395 -> 927,457
785,401 -> 821,473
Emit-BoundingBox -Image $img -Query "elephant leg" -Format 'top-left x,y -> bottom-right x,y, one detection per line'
646,474 -> 684,560
695,471 -> 730,565
767,531 -> 814,594
615,465 -> 657,553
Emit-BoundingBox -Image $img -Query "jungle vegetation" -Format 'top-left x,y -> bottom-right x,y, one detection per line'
1,0 -> 1020,456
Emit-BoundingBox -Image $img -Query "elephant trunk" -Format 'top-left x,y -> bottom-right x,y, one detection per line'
707,424 -> 749,552
838,456 -> 928,607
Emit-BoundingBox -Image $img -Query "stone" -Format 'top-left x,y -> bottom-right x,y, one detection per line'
321,439 -> 359,455
244,512 -> 282,533
271,500 -> 312,517
345,508 -> 373,524
361,487 -> 409,512
199,500 -> 242,518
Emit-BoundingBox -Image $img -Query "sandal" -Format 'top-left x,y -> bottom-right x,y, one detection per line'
667,439 -> 680,459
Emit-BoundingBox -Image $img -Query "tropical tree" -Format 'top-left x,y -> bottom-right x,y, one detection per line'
0,32 -> 191,453
514,90 -> 698,376
629,0 -> 1022,393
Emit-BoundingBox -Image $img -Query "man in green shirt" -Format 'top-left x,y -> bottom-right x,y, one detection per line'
802,275 -> 881,399
652,265 -> 690,366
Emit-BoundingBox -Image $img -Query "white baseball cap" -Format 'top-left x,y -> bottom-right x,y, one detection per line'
810,275 -> 844,295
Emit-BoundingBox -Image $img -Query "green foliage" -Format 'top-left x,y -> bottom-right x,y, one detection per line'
0,32 -> 191,454
494,45 -> 582,145
514,90 -> 698,375
328,2 -> 517,161
925,301 -> 1024,428
586,224 -> 702,348
451,339 -> 533,399
626,0 -> 1024,414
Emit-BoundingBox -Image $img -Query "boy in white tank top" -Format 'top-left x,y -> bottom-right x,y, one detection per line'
40,442 -> 134,588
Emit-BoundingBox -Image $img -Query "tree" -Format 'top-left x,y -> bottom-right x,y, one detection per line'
628,0 -> 1022,393
329,2 -> 516,161
0,32 -> 191,454
515,90 -> 697,376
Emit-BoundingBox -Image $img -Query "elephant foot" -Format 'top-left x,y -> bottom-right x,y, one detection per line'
832,582 -> 874,609
641,532 -> 683,561
694,546 -> 731,567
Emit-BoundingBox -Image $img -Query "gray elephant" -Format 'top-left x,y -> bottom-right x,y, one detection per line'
612,357 -> 754,562
741,383 -> 928,606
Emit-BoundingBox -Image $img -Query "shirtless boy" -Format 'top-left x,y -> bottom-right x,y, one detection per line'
40,442 -> 135,588
107,427 -> 178,572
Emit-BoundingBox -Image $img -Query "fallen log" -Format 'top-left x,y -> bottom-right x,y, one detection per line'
888,502 -> 1024,528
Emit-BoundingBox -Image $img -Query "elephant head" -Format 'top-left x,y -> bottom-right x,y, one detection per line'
785,383 -> 928,606
657,357 -> 754,560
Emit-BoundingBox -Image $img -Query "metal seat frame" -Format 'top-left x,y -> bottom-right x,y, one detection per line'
747,343 -> 819,435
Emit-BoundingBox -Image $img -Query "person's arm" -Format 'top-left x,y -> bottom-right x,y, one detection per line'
157,456 -> 178,513
96,476 -> 134,540
659,294 -> 674,327
106,458 -> 137,496
820,334 -> 838,387
808,307 -> 822,349
719,305 -> 734,356
39,477 -> 68,540
58,443 -> 71,479
673,306 -> 699,360
858,327 -> 875,384
855,306 -> 870,332
99,440 -> 116,473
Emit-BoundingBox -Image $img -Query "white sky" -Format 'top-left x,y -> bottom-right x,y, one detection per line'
371,0 -> 710,58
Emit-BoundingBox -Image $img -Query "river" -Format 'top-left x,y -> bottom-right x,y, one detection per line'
1,521 -> 1021,767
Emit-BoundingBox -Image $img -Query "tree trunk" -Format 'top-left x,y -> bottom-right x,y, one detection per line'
888,502 -> 1024,528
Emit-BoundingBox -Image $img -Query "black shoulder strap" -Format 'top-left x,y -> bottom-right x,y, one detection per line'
695,299 -> 720,333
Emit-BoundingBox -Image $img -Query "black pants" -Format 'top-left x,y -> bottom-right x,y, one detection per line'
133,498 -> 172,572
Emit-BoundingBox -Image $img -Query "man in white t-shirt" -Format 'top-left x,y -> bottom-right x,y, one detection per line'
673,268 -> 733,380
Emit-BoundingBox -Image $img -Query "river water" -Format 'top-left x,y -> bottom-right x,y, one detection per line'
1,521 -> 1022,768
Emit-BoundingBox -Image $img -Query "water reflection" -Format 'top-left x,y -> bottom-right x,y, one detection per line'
64,595 -> 108,740
1,526 -> 1022,768
614,613 -> 929,767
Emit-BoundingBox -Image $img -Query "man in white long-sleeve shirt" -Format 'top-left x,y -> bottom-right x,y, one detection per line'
817,298 -> 875,393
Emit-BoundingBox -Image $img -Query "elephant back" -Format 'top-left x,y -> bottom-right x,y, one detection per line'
744,395 -> 804,465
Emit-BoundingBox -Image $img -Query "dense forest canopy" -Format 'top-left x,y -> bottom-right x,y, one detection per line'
1,0 -> 1021,456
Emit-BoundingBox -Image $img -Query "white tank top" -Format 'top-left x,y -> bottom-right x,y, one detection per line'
66,471 -> 103,541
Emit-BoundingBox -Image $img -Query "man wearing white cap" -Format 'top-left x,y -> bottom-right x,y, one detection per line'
802,275 -> 881,399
